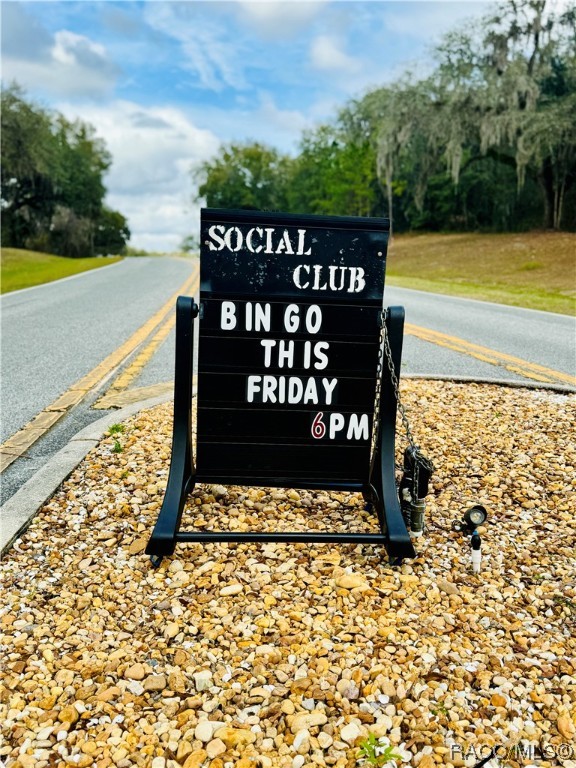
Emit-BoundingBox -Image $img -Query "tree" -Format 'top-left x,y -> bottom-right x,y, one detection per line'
52,116 -> 110,221
342,83 -> 436,231
193,142 -> 291,211
287,123 -> 383,218
48,117 -> 112,255
343,0 -> 575,231
49,206 -> 94,258
1,83 -> 129,255
94,208 -> 130,255
1,84 -> 57,247
417,0 -> 575,229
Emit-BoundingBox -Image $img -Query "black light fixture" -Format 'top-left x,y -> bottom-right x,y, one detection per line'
451,505 -> 488,574
462,505 -> 487,532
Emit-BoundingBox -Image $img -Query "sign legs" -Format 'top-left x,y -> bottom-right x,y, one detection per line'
369,307 -> 416,560
146,296 -> 198,563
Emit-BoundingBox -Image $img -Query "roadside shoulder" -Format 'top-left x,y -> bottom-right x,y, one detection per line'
0,392 -> 172,555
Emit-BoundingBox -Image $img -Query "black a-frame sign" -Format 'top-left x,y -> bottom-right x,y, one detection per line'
146,209 -> 416,564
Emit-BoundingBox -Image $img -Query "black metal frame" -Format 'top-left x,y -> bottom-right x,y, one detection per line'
145,295 -> 415,564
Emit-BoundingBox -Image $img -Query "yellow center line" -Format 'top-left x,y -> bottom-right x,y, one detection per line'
104,314 -> 177,394
405,322 -> 575,387
0,264 -> 199,473
95,266 -> 200,405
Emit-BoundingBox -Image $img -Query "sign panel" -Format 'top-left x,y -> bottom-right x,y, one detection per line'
197,209 -> 389,486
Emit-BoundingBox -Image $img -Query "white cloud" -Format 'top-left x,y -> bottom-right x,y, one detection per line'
3,56 -> 120,99
93,93 -> 311,251
108,191 -> 198,253
236,1 -> 329,38
254,93 -> 311,145
55,100 -> 220,251
52,30 -> 107,66
185,91 -> 311,154
1,3 -> 120,98
383,2 -> 490,41
310,34 -> 362,73
143,3 -> 247,91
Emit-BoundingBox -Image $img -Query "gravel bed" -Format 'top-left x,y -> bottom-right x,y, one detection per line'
1,380 -> 575,768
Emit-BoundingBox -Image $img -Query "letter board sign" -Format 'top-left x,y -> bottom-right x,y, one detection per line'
197,208 -> 389,486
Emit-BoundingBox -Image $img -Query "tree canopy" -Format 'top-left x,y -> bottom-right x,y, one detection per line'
191,0 -> 575,233
1,84 -> 130,256
194,142 -> 291,212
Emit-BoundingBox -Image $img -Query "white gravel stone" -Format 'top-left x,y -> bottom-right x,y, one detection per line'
193,669 -> 213,692
195,720 -> 217,742
292,729 -> 310,754
340,722 -> 362,744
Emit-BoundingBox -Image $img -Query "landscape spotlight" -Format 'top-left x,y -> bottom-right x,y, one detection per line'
462,505 -> 487,532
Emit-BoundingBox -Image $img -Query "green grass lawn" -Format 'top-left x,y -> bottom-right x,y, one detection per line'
1,248 -> 123,294
387,231 -> 576,315
3,234 -> 574,314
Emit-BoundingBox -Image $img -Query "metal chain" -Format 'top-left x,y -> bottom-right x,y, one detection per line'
373,309 -> 434,503
370,315 -> 386,461
380,309 -> 433,501
381,309 -> 418,453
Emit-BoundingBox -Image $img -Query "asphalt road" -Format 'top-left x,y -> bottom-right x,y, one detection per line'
1,257 -> 193,442
1,261 -> 574,506
384,285 -> 576,384
131,285 -> 576,390
0,257 -> 195,504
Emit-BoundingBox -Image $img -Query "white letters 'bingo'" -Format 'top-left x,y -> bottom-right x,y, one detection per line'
220,302 -> 322,334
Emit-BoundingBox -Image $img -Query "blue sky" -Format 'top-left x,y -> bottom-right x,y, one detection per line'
2,0 -> 491,251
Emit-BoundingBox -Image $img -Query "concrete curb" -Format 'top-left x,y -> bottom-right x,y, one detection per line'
404,374 -> 575,394
1,375 -> 573,555
0,392 -> 172,555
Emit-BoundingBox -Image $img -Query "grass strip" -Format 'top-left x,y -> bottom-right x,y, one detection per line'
1,248 -> 123,294
387,231 -> 576,316
387,275 -> 575,315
